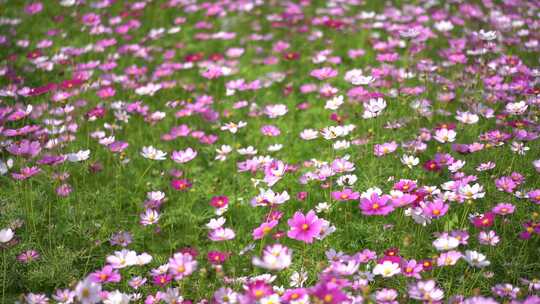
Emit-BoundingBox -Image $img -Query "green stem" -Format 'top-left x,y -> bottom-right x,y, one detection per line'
2,250 -> 6,303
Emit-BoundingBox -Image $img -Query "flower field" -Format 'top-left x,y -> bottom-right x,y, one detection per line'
1,0 -> 540,303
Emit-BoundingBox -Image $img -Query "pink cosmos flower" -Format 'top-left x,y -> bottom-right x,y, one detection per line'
374,142 -> 398,157
6,140 -> 41,158
401,259 -> 423,279
527,190 -> 540,204
91,265 -> 121,283
24,2 -> 43,15
491,203 -> 515,215
171,148 -> 197,163
393,179 -> 417,192
252,220 -> 278,240
287,210 -> 323,243
167,252 -> 197,280
422,200 -> 449,218
208,227 -> 235,241
312,281 -> 348,304
17,250 -> 40,263
359,193 -> 394,216
263,160 -> 286,187
332,188 -> 360,201
11,166 -> 41,180
310,67 -> 338,80
390,193 -> 417,207
495,176 -> 517,193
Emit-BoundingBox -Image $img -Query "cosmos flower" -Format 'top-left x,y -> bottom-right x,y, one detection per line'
359,193 -> 394,216
372,261 -> 401,278
252,244 -> 292,270
140,146 -> 167,160
287,210 -> 323,243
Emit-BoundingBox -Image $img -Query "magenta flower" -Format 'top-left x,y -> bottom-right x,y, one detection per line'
422,200 -> 449,218
391,193 -> 417,207
207,251 -> 229,265
90,265 -> 121,283
209,196 -> 229,208
287,210 -> 323,243
171,179 -> 192,191
491,203 -> 515,215
331,188 -> 360,201
527,189 -> 540,204
152,274 -> 172,287
359,193 -> 394,216
472,212 -> 495,229
393,179 -> 417,192
519,221 -> 540,239
6,140 -> 41,158
24,2 -> 43,15
252,220 -> 278,240
312,281 -> 348,304
401,259 -> 423,279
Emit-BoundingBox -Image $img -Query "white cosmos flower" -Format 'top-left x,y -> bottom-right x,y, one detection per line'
135,83 -> 162,96
140,146 -> 167,160
264,104 -> 288,118
103,290 -> 130,304
455,111 -> 479,124
67,150 -> 90,162
75,277 -> 102,304
463,250 -> 490,268
372,261 -> 401,277
0,228 -> 14,243
315,202 -> 331,213
206,217 -> 226,229
237,146 -> 257,155
363,98 -> 386,118
267,144 -> 283,152
505,101 -> 528,115
290,269 -> 308,287
333,140 -> 350,150
0,158 -> 13,175
106,249 -> 138,269
215,145 -> 233,161
433,128 -> 456,143
478,29 -> 497,41
325,95 -> 344,110
448,160 -> 466,172
300,129 -> 318,140
433,235 -> 460,251
401,154 -> 419,168
459,183 -> 485,200
435,20 -> 454,32
336,174 -> 357,186
221,121 -> 247,134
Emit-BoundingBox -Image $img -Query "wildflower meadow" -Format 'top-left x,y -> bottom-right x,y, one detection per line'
1,0 -> 540,303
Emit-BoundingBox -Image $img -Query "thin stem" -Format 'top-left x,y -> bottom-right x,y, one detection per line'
2,249 -> 6,303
